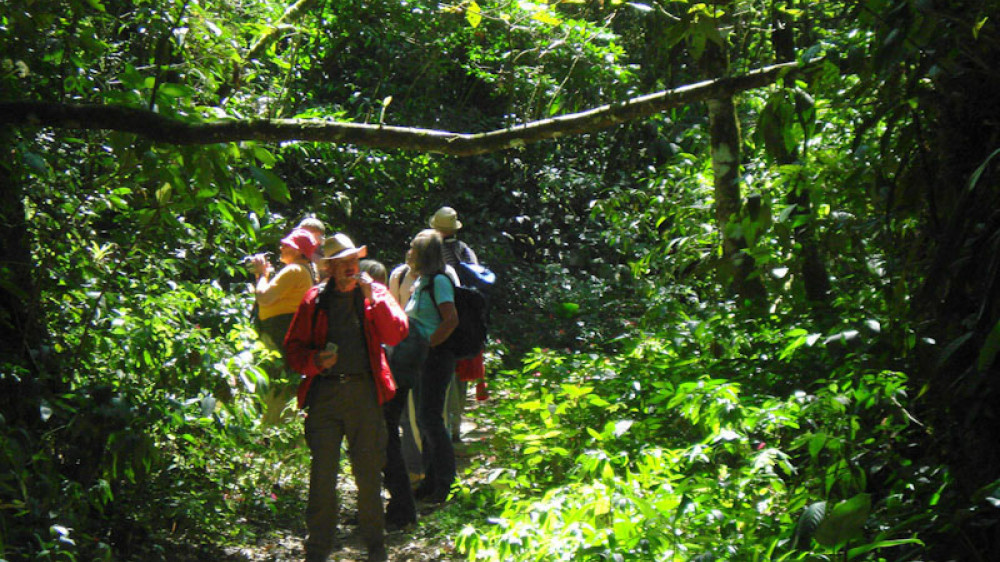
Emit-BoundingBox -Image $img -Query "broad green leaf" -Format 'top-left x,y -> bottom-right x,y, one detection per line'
847,538 -> 924,559
973,16 -> 988,39
156,182 -> 173,205
557,302 -> 580,317
517,400 -> 545,411
697,17 -> 725,47
252,146 -> 276,166
967,147 -> 1000,193
158,83 -> 195,99
808,432 -> 828,460
561,384 -> 593,399
23,151 -> 50,175
249,166 -> 290,202
977,319 -> 1000,371
815,493 -> 871,547
792,501 -> 826,549
594,495 -> 611,516
532,10 -> 561,26
548,96 -> 562,116
588,395 -> 611,407
780,332 -> 808,360
777,204 -> 799,224
466,1 -> 482,28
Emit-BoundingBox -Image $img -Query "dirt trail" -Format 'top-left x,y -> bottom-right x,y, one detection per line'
197,399 -> 496,561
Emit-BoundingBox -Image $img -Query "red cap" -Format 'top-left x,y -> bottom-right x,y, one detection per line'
281,228 -> 319,259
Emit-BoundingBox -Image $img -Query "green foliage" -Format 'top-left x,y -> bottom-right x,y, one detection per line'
5,0 -> 1000,558
0,268 -> 310,559
457,324 -> 925,560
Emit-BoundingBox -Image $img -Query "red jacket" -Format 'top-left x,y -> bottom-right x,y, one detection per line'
284,281 -> 408,408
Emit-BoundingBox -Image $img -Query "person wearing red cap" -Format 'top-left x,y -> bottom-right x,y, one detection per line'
251,227 -> 319,425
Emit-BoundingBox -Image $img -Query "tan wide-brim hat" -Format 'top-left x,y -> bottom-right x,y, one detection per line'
321,233 -> 368,260
429,206 -> 462,231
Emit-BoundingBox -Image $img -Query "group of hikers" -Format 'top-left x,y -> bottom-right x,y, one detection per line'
249,206 -> 488,562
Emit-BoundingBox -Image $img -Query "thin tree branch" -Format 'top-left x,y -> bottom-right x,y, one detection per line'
220,0 -> 318,101
245,0 -> 318,62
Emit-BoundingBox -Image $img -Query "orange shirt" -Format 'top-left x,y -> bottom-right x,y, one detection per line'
258,263 -> 313,320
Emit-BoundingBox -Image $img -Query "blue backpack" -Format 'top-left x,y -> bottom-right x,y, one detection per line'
455,262 -> 496,297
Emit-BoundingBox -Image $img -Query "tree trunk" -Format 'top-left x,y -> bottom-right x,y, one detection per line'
772,3 -> 831,308
789,186 -> 831,305
0,133 -> 51,427
701,41 -> 767,302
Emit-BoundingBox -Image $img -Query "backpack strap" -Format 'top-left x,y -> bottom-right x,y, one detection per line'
352,286 -> 371,357
391,264 -> 409,287
421,273 -> 454,320
458,240 -> 477,265
311,282 -> 329,335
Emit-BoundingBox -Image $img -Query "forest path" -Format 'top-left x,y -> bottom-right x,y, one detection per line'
196,395 -> 499,561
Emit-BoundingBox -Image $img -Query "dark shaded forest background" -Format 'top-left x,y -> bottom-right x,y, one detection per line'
3,0 -> 1000,559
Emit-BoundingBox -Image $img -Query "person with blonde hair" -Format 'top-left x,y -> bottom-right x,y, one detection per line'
405,229 -> 460,504
297,216 -> 327,282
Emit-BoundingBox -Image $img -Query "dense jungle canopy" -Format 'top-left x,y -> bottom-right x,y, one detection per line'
3,0 -> 1000,560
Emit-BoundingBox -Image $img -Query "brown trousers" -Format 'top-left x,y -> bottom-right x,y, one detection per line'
303,374 -> 387,556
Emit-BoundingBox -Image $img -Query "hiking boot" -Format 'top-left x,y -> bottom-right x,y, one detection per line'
386,515 -> 417,533
425,489 -> 450,504
385,503 -> 417,533
367,542 -> 388,562
305,548 -> 331,562
413,482 -> 435,501
304,531 -> 344,561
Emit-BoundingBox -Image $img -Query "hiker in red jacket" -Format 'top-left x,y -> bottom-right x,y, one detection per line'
284,233 -> 408,562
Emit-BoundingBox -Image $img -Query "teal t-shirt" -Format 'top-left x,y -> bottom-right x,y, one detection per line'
404,274 -> 454,340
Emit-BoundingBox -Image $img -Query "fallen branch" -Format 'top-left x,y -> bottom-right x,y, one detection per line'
1,61 -> 801,156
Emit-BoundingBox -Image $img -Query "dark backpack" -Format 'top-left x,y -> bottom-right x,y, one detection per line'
424,274 -> 489,360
